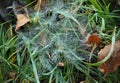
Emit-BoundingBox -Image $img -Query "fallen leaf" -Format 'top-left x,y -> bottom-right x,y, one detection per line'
98,40 -> 120,74
15,14 -> 30,31
12,1 -> 30,31
34,0 -> 48,11
34,0 -> 41,11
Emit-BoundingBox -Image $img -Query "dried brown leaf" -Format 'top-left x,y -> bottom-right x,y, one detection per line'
12,1 -> 30,31
98,40 -> 120,74
34,0 -> 41,11
15,14 -> 30,31
34,0 -> 48,11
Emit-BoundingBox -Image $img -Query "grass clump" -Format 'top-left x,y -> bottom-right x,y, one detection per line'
0,0 -> 120,83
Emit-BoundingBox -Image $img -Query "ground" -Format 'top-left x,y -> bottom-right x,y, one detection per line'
0,0 -> 120,83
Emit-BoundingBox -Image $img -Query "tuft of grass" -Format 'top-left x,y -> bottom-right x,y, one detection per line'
0,0 -> 120,83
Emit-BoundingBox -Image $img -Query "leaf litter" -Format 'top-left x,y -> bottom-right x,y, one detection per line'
12,1 -> 30,31
98,40 -> 120,74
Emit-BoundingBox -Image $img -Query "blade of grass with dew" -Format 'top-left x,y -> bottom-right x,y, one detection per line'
8,50 -> 18,60
27,44 -> 40,83
49,72 -> 54,83
0,56 -> 12,68
55,9 -> 85,36
31,28 -> 46,42
68,19 -> 80,40
16,51 -> 20,67
0,36 -> 17,49
30,55 -> 40,83
43,65 -> 58,75
66,48 -> 84,61
17,46 -> 27,67
100,17 -> 105,32
6,36 -> 18,47
86,13 -> 98,29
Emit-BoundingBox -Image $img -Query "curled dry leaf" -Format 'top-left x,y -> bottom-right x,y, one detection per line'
15,14 -> 30,31
98,40 -> 120,74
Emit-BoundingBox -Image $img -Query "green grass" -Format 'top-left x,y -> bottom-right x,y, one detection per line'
0,0 -> 120,83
